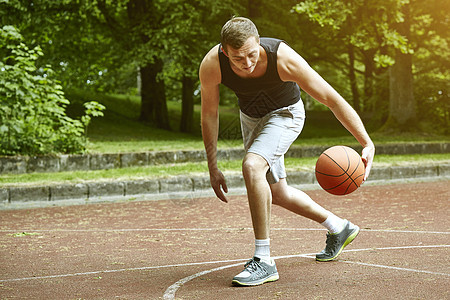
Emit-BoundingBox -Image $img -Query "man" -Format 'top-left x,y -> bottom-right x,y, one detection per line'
199,17 -> 375,286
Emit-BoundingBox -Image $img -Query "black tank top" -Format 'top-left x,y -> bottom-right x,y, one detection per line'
219,37 -> 301,118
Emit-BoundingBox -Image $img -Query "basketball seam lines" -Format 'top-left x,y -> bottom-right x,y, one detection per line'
316,147 -> 362,194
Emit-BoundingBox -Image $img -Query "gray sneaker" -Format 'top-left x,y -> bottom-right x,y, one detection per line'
232,257 -> 279,286
316,220 -> 360,262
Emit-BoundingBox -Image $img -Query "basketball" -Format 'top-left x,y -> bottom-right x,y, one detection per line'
315,146 -> 365,195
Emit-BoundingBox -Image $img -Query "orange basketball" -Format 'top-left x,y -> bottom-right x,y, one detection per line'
315,146 -> 365,195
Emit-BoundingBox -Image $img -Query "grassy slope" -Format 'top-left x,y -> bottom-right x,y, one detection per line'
67,91 -> 448,153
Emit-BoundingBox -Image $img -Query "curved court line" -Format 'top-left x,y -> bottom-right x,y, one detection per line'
163,262 -> 245,300
163,244 -> 450,300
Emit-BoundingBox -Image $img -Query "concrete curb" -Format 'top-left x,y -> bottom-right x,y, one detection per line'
1,163 -> 449,206
1,143 -> 448,174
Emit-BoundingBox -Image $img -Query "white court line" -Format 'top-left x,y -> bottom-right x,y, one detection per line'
0,228 -> 449,234
0,258 -> 248,283
1,244 -> 448,290
340,260 -> 450,277
163,262 -> 245,300
163,244 -> 450,300
2,245 -> 448,284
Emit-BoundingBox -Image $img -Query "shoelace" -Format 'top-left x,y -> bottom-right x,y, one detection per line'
324,233 -> 340,253
244,259 -> 268,276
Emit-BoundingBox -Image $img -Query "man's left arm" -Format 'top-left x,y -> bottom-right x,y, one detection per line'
277,42 -> 375,181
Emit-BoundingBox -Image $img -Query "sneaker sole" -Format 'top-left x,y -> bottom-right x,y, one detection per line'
316,225 -> 360,262
232,273 -> 279,287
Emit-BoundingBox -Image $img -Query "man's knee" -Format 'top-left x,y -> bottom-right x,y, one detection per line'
242,153 -> 268,179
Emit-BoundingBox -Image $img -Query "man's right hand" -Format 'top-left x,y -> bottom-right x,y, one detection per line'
200,45 -> 228,203
209,169 -> 229,203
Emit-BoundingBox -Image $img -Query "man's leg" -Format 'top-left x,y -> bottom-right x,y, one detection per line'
233,101 -> 303,285
242,153 -> 271,240
270,179 -> 329,222
232,152 -> 280,286
270,179 -> 360,261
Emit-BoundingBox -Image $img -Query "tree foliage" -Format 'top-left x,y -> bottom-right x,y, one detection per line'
1,0 -> 447,145
0,1 -> 119,91
293,0 -> 449,131
0,25 -> 104,155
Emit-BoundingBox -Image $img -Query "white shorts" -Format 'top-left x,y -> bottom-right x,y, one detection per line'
240,100 -> 305,184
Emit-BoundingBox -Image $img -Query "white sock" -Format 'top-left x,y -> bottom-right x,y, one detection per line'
254,238 -> 271,263
321,214 -> 346,234
235,240 -> 272,279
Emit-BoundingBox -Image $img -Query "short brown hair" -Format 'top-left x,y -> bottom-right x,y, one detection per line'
220,17 -> 259,51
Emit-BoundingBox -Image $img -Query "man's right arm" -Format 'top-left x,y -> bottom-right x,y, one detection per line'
199,46 -> 229,203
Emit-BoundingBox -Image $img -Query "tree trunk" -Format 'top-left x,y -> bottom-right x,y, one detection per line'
347,44 -> 360,113
127,0 -> 170,130
388,49 -> 416,126
139,65 -> 153,122
387,3 -> 416,128
180,75 -> 195,133
139,60 -> 171,130
362,49 -> 375,109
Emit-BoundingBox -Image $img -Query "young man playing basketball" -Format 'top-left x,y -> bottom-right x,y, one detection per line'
199,17 -> 375,286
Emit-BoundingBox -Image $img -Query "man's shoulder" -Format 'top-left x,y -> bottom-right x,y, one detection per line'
276,41 -> 298,59
200,44 -> 221,84
201,44 -> 220,66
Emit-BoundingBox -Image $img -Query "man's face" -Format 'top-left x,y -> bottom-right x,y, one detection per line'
225,37 -> 260,74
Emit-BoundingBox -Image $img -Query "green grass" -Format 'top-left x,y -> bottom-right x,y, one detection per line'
65,90 -> 449,153
1,153 -> 448,187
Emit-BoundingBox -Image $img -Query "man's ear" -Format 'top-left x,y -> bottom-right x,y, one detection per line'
221,46 -> 229,57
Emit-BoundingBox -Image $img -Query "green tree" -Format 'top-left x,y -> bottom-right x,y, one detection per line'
293,0 -> 449,131
0,0 -> 242,133
0,1 -> 121,92
0,25 -> 103,155
94,0 -> 171,129
162,0 -> 243,132
94,0 -> 241,131
409,0 -> 449,132
246,0 -> 354,111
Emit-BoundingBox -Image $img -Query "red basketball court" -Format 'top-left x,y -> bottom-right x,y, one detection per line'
0,179 -> 449,299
